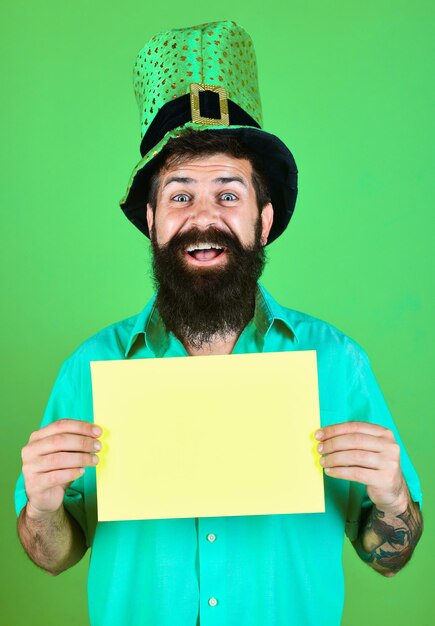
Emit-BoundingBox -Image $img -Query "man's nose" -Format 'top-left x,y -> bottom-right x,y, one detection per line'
189,197 -> 220,229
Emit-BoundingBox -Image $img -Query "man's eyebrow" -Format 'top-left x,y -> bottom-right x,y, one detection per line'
214,176 -> 247,188
162,175 -> 248,189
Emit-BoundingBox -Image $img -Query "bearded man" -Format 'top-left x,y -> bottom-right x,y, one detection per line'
15,20 -> 422,626
148,131 -> 270,356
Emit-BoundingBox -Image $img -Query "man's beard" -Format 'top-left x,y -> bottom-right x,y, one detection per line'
150,218 -> 266,350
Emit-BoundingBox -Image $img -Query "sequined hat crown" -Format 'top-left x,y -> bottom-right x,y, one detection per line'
120,20 -> 298,245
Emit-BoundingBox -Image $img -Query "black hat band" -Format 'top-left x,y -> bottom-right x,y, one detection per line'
139,91 -> 261,158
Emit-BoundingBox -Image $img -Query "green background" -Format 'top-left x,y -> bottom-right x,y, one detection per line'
1,1 -> 433,624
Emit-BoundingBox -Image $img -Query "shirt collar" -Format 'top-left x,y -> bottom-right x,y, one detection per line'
256,283 -> 299,343
124,282 -> 298,358
124,293 -> 158,358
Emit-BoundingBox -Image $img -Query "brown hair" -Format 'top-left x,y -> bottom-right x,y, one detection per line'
147,127 -> 271,212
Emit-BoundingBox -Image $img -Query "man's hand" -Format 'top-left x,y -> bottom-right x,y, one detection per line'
21,418 -> 102,519
315,421 -> 406,511
316,421 -> 423,575
18,419 -> 102,575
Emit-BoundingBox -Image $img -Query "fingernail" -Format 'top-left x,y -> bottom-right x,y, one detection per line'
317,443 -> 323,452
92,455 -> 99,464
315,430 -> 323,440
319,457 -> 325,466
92,426 -> 102,436
93,440 -> 102,451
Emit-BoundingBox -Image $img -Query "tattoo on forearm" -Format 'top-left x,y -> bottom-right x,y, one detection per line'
355,500 -> 423,575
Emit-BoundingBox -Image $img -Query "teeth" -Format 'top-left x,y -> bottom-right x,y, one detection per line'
185,243 -> 224,252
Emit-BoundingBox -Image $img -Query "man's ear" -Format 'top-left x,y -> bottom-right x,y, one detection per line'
146,202 -> 154,237
260,202 -> 274,246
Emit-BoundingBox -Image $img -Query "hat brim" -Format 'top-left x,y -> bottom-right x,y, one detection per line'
119,122 -> 298,245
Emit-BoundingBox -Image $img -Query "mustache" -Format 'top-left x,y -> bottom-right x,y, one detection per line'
150,220 -> 266,350
154,226 -> 251,255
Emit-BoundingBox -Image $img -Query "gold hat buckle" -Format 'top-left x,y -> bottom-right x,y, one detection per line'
189,83 -> 230,126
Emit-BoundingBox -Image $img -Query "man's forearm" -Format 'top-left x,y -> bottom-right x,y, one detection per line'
352,491 -> 423,576
17,503 -> 88,575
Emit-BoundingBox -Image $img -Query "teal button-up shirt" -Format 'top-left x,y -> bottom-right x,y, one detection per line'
15,283 -> 422,626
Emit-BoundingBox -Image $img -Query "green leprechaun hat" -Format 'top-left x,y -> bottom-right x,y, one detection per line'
120,20 -> 298,245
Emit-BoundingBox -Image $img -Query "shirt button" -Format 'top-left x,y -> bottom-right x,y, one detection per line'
208,597 -> 218,607
206,533 -> 217,542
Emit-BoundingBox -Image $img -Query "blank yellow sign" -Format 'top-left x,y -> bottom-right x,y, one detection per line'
91,350 -> 324,521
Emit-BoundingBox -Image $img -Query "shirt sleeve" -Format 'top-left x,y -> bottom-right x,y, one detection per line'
344,346 -> 423,541
14,355 -> 90,547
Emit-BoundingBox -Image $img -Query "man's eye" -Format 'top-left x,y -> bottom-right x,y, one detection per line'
221,193 -> 237,201
172,194 -> 190,202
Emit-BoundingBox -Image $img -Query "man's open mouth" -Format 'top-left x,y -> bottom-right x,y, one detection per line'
184,243 -> 227,262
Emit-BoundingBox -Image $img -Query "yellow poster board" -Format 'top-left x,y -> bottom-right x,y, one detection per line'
91,350 -> 324,521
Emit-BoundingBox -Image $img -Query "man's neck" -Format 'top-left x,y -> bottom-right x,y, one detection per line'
183,331 -> 240,356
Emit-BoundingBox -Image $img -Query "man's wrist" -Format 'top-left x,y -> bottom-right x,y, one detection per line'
370,473 -> 412,517
25,501 -> 65,523
374,486 -> 411,518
